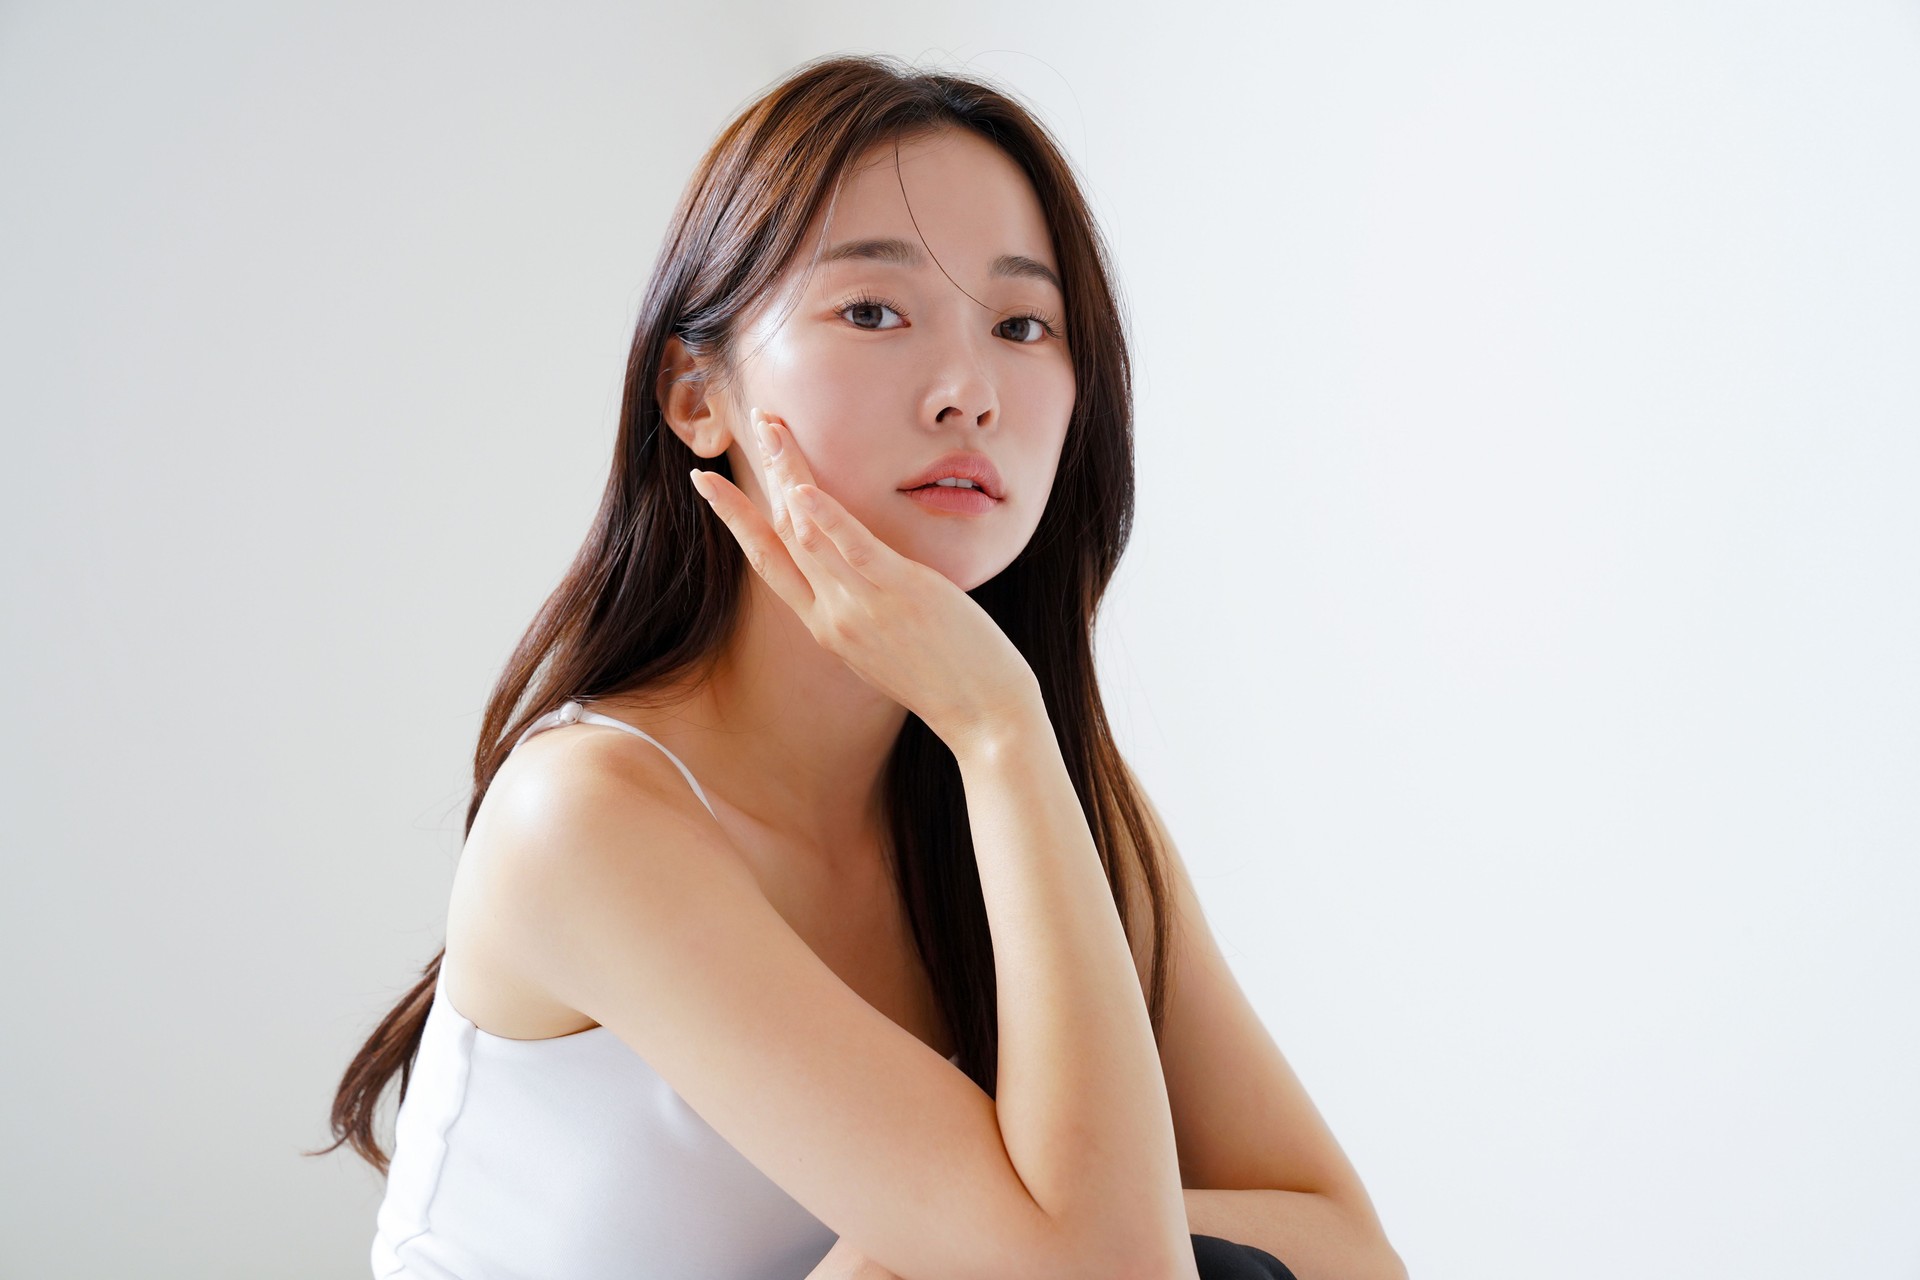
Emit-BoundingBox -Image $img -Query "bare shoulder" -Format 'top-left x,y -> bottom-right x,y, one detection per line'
480,717 -> 723,852
446,718 -> 1076,1279
444,720 -> 738,1035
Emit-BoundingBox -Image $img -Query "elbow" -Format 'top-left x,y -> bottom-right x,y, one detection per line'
1066,1247 -> 1192,1280
1020,1217 -> 1195,1280
1323,1184 -> 1409,1280
1359,1235 -> 1420,1280
1095,1231 -> 1204,1280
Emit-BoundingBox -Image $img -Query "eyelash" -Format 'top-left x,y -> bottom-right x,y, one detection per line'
833,291 -> 1063,343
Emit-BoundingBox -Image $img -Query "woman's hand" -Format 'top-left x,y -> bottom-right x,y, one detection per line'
800,1235 -> 904,1280
689,407 -> 1041,755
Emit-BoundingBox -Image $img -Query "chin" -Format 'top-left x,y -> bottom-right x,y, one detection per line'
862,501 -> 1027,591
945,565 -> 999,593
884,532 -> 1011,594
937,551 -> 1019,594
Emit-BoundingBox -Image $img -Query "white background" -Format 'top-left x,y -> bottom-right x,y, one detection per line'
3,2 -> 1916,1277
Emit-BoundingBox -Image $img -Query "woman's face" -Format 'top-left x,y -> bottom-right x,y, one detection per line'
714,127 -> 1076,591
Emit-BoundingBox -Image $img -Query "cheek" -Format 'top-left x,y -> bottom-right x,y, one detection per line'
1009,357 -> 1077,456
738,333 -> 908,508
1032,358 -> 1076,425
747,325 -> 904,424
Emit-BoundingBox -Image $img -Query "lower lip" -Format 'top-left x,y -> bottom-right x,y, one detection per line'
903,485 -> 999,514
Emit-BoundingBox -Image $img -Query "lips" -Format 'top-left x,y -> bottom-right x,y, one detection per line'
904,483 -> 997,513
897,450 -> 1005,500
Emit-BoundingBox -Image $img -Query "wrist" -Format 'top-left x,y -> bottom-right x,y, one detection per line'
944,681 -> 1050,767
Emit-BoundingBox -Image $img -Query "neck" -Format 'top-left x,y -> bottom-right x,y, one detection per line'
594,572 -> 910,860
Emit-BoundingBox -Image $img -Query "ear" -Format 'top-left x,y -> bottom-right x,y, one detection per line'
655,335 -> 732,459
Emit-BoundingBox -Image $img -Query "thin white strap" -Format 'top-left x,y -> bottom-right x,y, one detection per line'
510,708 -> 566,752
520,699 -> 718,820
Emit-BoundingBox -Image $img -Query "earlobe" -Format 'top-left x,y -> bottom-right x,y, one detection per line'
655,335 -> 731,459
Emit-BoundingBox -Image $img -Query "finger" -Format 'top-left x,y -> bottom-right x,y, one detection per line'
749,408 -> 858,586
700,442 -> 844,607
783,484 -> 870,596
689,468 -> 817,613
750,408 -> 819,536
788,482 -> 900,590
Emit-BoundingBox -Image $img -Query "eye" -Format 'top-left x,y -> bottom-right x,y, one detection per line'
994,314 -> 1055,344
837,295 -> 907,331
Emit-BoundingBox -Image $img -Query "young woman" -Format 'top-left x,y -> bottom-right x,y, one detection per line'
316,54 -> 1405,1280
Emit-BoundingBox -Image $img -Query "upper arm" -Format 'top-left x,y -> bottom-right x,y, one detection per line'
1118,761 -> 1389,1225
470,735 -> 1090,1280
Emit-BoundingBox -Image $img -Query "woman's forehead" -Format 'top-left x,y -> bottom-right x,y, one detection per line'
799,130 -> 1058,278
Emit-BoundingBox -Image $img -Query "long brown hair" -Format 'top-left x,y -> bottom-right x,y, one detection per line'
312,52 -> 1173,1177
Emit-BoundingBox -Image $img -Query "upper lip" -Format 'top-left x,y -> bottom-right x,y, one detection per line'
898,451 -> 1005,501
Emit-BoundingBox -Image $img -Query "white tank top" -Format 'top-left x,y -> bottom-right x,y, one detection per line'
371,699 -> 960,1279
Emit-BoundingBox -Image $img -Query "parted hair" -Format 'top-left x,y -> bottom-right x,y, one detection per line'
313,51 -> 1174,1176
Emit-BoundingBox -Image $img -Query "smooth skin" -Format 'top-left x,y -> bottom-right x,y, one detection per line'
692,409 -> 1037,755
440,127 -> 1403,1280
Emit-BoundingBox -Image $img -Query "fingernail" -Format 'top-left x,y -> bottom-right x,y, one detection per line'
793,485 -> 818,511
758,418 -> 783,457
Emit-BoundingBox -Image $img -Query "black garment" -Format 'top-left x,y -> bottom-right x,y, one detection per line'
1191,1232 -> 1298,1280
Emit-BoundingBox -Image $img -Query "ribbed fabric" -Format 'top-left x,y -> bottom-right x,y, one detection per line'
371,699 -> 956,1279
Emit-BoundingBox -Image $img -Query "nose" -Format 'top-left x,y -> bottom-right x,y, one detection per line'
919,325 -> 999,430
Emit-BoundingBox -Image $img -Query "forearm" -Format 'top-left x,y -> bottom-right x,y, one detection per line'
1183,1189 -> 1407,1280
954,698 -> 1192,1272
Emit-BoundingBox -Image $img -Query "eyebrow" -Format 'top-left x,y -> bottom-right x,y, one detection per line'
821,236 -> 1064,294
